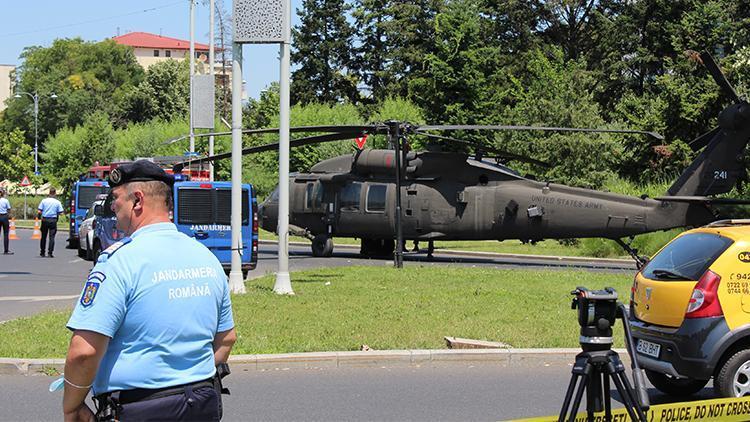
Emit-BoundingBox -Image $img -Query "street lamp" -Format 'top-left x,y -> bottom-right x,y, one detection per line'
14,91 -> 57,176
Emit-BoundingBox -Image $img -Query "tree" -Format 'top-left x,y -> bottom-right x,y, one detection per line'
0,129 -> 34,181
119,59 -> 190,124
352,0 -> 445,103
407,0 -> 508,124
292,0 -> 359,105
2,38 -> 143,143
498,48 -> 618,188
41,112 -> 116,188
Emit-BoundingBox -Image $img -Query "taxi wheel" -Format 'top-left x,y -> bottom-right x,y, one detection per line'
716,349 -> 750,397
645,369 -> 708,396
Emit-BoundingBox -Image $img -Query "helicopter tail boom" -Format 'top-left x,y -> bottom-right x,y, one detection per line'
666,102 -> 750,197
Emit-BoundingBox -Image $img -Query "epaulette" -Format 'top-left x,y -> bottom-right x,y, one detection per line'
96,237 -> 133,263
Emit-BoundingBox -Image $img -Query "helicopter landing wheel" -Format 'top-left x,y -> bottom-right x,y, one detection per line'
361,238 -> 394,258
311,235 -> 333,257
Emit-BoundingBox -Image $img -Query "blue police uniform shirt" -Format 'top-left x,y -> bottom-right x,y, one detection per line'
66,222 -> 234,394
0,198 -> 10,214
38,197 -> 63,218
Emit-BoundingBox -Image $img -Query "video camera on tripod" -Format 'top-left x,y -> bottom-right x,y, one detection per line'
558,287 -> 650,422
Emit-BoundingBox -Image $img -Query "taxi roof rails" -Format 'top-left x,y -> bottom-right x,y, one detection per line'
705,219 -> 750,227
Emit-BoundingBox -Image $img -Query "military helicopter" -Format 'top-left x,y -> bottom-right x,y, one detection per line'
179,52 -> 750,266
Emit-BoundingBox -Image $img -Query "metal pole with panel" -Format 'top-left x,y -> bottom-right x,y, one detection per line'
232,0 -> 292,294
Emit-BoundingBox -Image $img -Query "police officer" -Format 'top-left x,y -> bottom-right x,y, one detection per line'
63,160 -> 236,422
0,188 -> 12,255
37,187 -> 64,257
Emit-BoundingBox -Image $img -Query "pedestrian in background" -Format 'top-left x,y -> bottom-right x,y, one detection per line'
0,188 -> 12,255
63,160 -> 235,421
37,187 -> 64,258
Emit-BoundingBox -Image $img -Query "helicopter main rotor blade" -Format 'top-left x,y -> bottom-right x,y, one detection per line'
174,130 -> 368,167
700,51 -> 740,103
688,127 -> 721,151
163,125 -> 377,145
416,132 -> 550,167
415,125 -> 664,140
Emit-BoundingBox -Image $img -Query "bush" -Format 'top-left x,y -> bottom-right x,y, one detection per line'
7,195 -> 43,220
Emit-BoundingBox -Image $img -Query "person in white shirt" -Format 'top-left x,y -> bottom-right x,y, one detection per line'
37,187 -> 64,258
0,188 -> 12,255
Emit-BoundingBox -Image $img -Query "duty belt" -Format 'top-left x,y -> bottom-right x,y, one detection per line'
93,364 -> 231,421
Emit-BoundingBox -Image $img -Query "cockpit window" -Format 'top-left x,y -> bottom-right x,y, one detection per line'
305,182 -> 323,210
269,187 -> 280,202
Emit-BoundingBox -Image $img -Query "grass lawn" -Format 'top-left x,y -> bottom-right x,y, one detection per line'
259,229 -> 627,258
0,266 -> 634,358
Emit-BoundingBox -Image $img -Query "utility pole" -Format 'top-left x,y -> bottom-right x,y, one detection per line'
209,0 -> 215,181
189,0 -> 195,154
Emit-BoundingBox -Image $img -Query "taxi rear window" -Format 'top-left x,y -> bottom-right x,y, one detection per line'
642,233 -> 733,281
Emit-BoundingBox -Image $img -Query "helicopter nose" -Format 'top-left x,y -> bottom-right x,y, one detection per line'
258,198 -> 278,232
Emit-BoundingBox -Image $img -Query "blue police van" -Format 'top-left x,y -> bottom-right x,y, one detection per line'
67,179 -> 109,249
173,181 -> 258,278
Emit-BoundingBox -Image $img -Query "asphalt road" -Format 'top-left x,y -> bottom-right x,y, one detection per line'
0,362 -> 717,422
0,232 -> 633,323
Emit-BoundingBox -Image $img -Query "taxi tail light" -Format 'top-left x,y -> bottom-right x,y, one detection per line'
685,270 -> 723,318
630,272 -> 638,302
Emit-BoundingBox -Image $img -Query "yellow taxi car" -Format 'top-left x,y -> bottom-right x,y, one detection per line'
630,220 -> 750,398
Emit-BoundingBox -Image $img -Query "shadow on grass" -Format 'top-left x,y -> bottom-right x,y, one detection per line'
294,273 -> 345,283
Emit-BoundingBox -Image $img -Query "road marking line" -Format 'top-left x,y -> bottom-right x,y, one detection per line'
69,258 -> 83,263
0,295 -> 78,302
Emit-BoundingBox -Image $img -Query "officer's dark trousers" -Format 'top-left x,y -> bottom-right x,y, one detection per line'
118,385 -> 221,421
0,215 -> 8,253
40,218 -> 57,255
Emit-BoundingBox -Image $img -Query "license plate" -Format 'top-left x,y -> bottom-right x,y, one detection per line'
636,339 -> 661,358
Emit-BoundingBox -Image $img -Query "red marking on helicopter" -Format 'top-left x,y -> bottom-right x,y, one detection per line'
355,135 -> 368,149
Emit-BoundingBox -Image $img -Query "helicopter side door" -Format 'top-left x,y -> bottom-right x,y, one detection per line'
291,180 -> 327,234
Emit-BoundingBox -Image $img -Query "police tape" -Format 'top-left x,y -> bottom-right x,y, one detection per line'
508,395 -> 750,422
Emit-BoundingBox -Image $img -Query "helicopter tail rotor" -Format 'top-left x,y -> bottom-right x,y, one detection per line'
666,51 -> 750,197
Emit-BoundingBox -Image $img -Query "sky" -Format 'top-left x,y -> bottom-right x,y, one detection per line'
1,0 -> 303,100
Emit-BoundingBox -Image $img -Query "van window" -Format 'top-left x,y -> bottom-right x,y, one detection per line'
177,187 -> 249,225
642,233 -> 733,281
366,185 -> 386,213
101,196 -> 116,218
339,182 -> 361,211
216,189 -> 249,225
78,186 -> 109,209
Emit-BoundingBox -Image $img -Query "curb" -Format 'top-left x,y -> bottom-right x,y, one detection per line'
0,348 -> 629,376
259,239 -> 635,267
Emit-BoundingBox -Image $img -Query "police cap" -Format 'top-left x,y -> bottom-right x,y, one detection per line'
108,160 -> 174,188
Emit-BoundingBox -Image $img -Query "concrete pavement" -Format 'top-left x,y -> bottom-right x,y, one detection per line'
0,348 -> 631,376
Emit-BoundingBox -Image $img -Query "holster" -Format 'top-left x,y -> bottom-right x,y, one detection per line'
213,363 -> 231,420
93,391 -> 122,422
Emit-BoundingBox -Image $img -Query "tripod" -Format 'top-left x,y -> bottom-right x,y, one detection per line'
558,349 -> 646,422
558,290 -> 649,422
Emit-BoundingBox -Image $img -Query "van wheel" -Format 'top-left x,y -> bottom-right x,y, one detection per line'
85,239 -> 93,261
645,369 -> 708,396
77,245 -> 85,258
242,270 -> 249,279
311,235 -> 333,257
716,349 -> 750,397
92,241 -> 102,263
